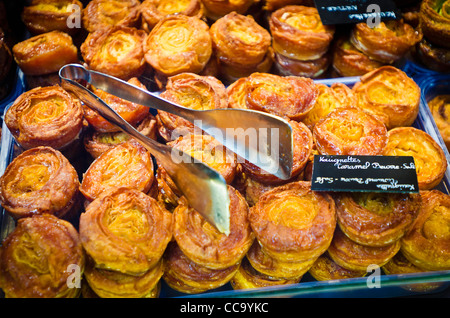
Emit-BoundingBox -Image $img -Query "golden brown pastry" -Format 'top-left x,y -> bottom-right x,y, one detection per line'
383,127 -> 447,190
82,0 -> 141,33
80,187 -> 172,275
0,147 -> 80,221
249,181 -> 336,263
21,0 -> 83,35
270,5 -> 335,61
350,20 -> 422,64
420,0 -> 450,48
201,0 -> 256,21
144,14 -> 212,77
313,107 -> 388,156
155,162 -> 183,211
4,85 -> 83,150
274,51 -> 330,78
242,175 -> 279,207
173,186 -> 254,270
79,140 -> 155,202
309,252 -> 366,281
415,38 -> 450,73
328,227 -> 401,272
12,30 -> 78,76
81,26 -> 147,80
428,94 -> 450,149
401,190 -> 450,271
163,242 -> 239,294
352,66 -> 420,129
263,0 -> 315,11
335,192 -> 422,247
0,214 -> 85,298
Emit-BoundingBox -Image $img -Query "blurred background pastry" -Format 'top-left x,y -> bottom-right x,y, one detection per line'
428,94 -> 450,149
201,0 -> 257,21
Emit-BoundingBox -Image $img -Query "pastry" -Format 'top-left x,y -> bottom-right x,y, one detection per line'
12,30 -> 78,76
309,252 -> 366,281
200,0 -> 256,21
428,94 -> 450,149
274,51 -> 330,78
155,162 -> 183,211
383,127 -> 447,190
352,66 -> 420,129
401,190 -> 450,271
415,38 -> 450,73
313,107 -> 388,156
419,0 -> 450,48
263,0 -> 315,11
0,214 -> 85,298
4,85 -> 83,150
0,28 -> 12,84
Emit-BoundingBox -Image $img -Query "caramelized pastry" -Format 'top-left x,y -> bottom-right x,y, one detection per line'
350,20 -> 422,64
79,140 -> 155,202
328,228 -> 401,272
313,107 -> 388,156
155,162 -> 183,211
352,66 -> 420,129
0,214 -> 85,298
420,0 -> 450,48
144,14 -> 212,77
21,0 -> 83,35
335,192 -> 421,247
5,85 -> 83,150
401,190 -> 450,271
201,0 -> 256,20
243,176 -> 279,207
263,0 -> 315,11
81,26 -> 147,80
383,127 -> 446,190
274,51 -> 330,78
163,242 -> 239,294
428,94 -> 450,149
173,186 -> 254,270
80,187 -> 172,275
415,38 -> 450,73
82,0 -> 140,33
12,30 -> 78,76
309,252 -> 366,281
249,181 -> 336,263
270,5 -> 335,61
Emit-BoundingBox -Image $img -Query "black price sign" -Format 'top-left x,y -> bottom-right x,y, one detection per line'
314,0 -> 401,25
311,155 -> 419,193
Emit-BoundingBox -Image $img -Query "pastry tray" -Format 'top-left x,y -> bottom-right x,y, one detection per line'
1,73 -> 450,298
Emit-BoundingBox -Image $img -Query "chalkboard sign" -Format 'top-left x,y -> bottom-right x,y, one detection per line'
314,0 -> 401,25
311,155 -> 419,193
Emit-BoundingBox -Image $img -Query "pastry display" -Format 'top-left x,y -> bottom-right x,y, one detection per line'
419,0 -> 450,48
309,252 -> 366,281
428,94 -> 450,149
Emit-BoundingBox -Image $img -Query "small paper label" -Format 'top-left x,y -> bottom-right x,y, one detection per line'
311,155 -> 419,193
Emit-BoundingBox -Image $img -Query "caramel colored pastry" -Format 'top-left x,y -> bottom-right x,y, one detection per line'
82,279 -> 161,298
82,0 -> 140,33
350,20 -> 422,64
201,0 -> 256,21
0,214 -> 85,298
241,119 -> 313,185
328,228 -> 401,272
140,0 -> 204,32
313,107 -> 388,156
352,66 -> 420,129
5,85 -> 83,150
144,14 -> 212,77
401,190 -> 450,271
420,0 -> 450,48
231,257 -> 300,290
302,82 -> 357,130
156,72 -> 227,142
168,134 -> 237,184
335,192 -> 422,247
80,187 -> 172,275
163,242 -> 239,294
415,38 -> 450,73
263,0 -> 315,11
80,140 -> 155,202
249,181 -> 336,263
82,77 -> 150,133
155,162 -> 183,211
81,26 -> 147,80
274,51 -> 330,78
309,252 -> 366,281
270,5 -> 335,61
243,176 -> 279,207
429,94 -> 450,149
332,36 -> 384,77
12,30 -> 78,76
383,127 -> 447,190
173,186 -> 254,270
21,0 -> 83,35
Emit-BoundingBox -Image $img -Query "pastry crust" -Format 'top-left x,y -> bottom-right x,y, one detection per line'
308,252 -> 366,281
270,5 -> 335,61
5,85 -> 83,150
155,162 -> 183,211
352,66 -> 420,129
401,190 -> 450,271
383,127 -> 446,190
263,0 -> 315,11
201,0 -> 255,20
415,38 -> 450,73
80,140 -> 155,202
173,186 -> 254,270
0,214 -> 85,298
144,14 -> 212,77
12,30 -> 78,76
274,51 -> 330,78
335,192 -> 422,247
313,107 -> 388,155
428,94 -> 450,149
249,181 -> 336,263
420,0 -> 450,48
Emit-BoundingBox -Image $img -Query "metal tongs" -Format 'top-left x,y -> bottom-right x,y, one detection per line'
59,64 -> 293,235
